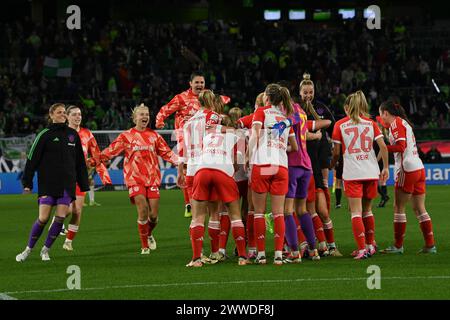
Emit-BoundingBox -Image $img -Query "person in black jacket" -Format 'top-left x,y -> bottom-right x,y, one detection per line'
16,103 -> 89,262
300,73 -> 341,257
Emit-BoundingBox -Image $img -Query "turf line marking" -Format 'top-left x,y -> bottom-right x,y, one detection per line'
0,293 -> 18,300
4,275 -> 450,296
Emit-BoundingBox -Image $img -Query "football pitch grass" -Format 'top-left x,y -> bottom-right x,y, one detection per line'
1,186 -> 449,300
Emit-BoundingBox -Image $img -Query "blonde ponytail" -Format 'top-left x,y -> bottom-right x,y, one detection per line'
198,90 -> 215,110
304,101 -> 320,120
255,92 -> 265,108
280,87 -> 294,117
213,94 -> 224,114
345,90 -> 369,124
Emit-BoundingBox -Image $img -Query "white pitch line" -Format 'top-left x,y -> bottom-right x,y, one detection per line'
4,275 -> 450,296
0,293 -> 18,300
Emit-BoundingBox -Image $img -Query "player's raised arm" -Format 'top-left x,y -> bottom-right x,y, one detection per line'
155,95 -> 182,129
100,133 -> 126,162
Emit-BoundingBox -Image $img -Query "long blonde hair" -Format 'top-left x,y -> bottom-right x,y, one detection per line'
304,101 -> 320,120
220,114 -> 233,127
255,92 -> 265,108
344,90 -> 369,124
198,90 -> 216,110
213,94 -> 225,114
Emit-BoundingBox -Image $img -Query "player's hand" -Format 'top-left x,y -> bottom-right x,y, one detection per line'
23,187 -> 31,194
155,121 -> 165,129
177,173 -> 185,188
380,168 -> 389,184
315,130 -> 323,140
99,155 -> 111,166
87,157 -> 96,168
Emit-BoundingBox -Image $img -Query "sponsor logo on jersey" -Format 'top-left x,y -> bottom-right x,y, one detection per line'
132,145 -> 153,152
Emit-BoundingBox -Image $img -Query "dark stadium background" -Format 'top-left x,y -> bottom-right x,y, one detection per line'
1,0 -> 450,306
0,0 -> 449,171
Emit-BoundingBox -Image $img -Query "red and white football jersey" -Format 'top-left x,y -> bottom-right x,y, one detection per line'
238,113 -> 254,129
250,106 -> 295,168
156,88 -> 230,149
233,129 -> 249,182
78,127 -> 111,185
101,128 -> 177,187
156,89 -> 201,131
332,116 -> 382,181
196,130 -> 240,178
182,109 -> 221,177
389,116 -> 424,176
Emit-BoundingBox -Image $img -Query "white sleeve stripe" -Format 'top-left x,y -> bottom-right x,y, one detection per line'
312,121 -> 316,131
374,134 -> 383,140
252,121 -> 263,126
332,140 -> 341,144
395,138 -> 406,141
289,133 -> 295,137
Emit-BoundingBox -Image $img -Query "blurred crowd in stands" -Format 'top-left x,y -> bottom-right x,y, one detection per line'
0,17 -> 449,136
